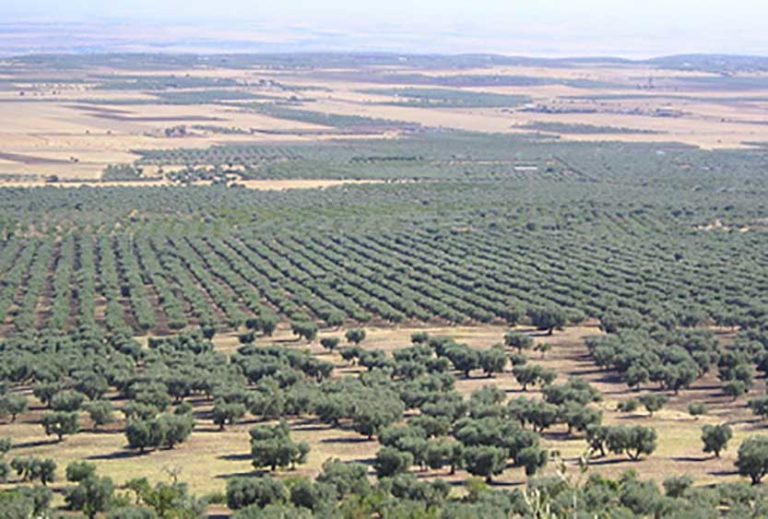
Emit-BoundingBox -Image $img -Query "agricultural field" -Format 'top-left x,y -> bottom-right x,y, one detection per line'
2,53 -> 768,182
0,53 -> 768,517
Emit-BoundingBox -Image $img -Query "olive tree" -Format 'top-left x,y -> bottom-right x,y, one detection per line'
504,332 -> 533,353
528,306 -> 567,335
373,447 -> 413,478
702,424 -> 732,459
637,394 -> 668,417
0,394 -> 27,422
250,421 -> 309,472
345,329 -> 366,345
213,402 -> 247,430
320,337 -> 340,353
84,401 -> 115,431
41,412 -> 80,442
737,436 -> 768,484
462,445 -> 508,483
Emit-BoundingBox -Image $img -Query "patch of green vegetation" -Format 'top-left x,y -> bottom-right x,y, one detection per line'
241,103 -> 421,131
101,164 -> 144,181
520,122 -> 659,135
94,75 -> 240,91
364,87 -> 532,108
151,89 -> 270,104
333,71 -> 621,89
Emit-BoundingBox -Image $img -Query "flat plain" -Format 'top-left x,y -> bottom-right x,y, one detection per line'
0,53 -> 768,516
2,55 -> 768,181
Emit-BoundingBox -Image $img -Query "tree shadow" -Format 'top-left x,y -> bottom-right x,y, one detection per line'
195,426 -> 227,434
87,449 -> 145,461
615,414 -> 644,420
89,428 -> 125,435
709,468 -> 739,477
215,469 -> 266,480
570,367 -> 607,377
591,373 -> 625,386
737,424 -> 766,434
487,479 -> 524,488
414,470 -> 452,480
293,418 -> 322,427
671,455 -> 710,463
192,411 -> 212,422
218,453 -> 252,462
274,338 -> 302,345
13,439 -> 59,449
542,431 -> 580,441
292,423 -> 331,432
320,436 -> 371,445
588,457 -> 634,466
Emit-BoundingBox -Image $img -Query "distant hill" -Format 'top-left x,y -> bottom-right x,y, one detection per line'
5,51 -> 768,75
646,54 -> 768,74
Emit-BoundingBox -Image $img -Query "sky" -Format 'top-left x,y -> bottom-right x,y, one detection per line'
1,0 -> 767,57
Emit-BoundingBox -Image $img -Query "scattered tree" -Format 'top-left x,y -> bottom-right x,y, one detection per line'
41,412 -> 80,441
250,421 -> 309,472
0,394 -> 27,422
84,401 -> 115,431
504,332 -> 533,353
528,306 -> 567,335
702,424 -> 732,459
213,402 -> 247,430
737,436 -> 768,484
291,321 -> 318,342
479,346 -> 507,378
345,329 -> 366,345
638,394 -> 668,417
374,447 -> 413,478
462,446 -> 507,483
688,403 -> 707,419
320,337 -> 340,353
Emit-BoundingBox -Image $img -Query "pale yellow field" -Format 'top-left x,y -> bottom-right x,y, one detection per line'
1,62 -> 767,180
307,82 -> 768,149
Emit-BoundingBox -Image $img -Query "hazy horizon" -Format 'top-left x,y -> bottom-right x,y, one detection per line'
1,0 -> 768,58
